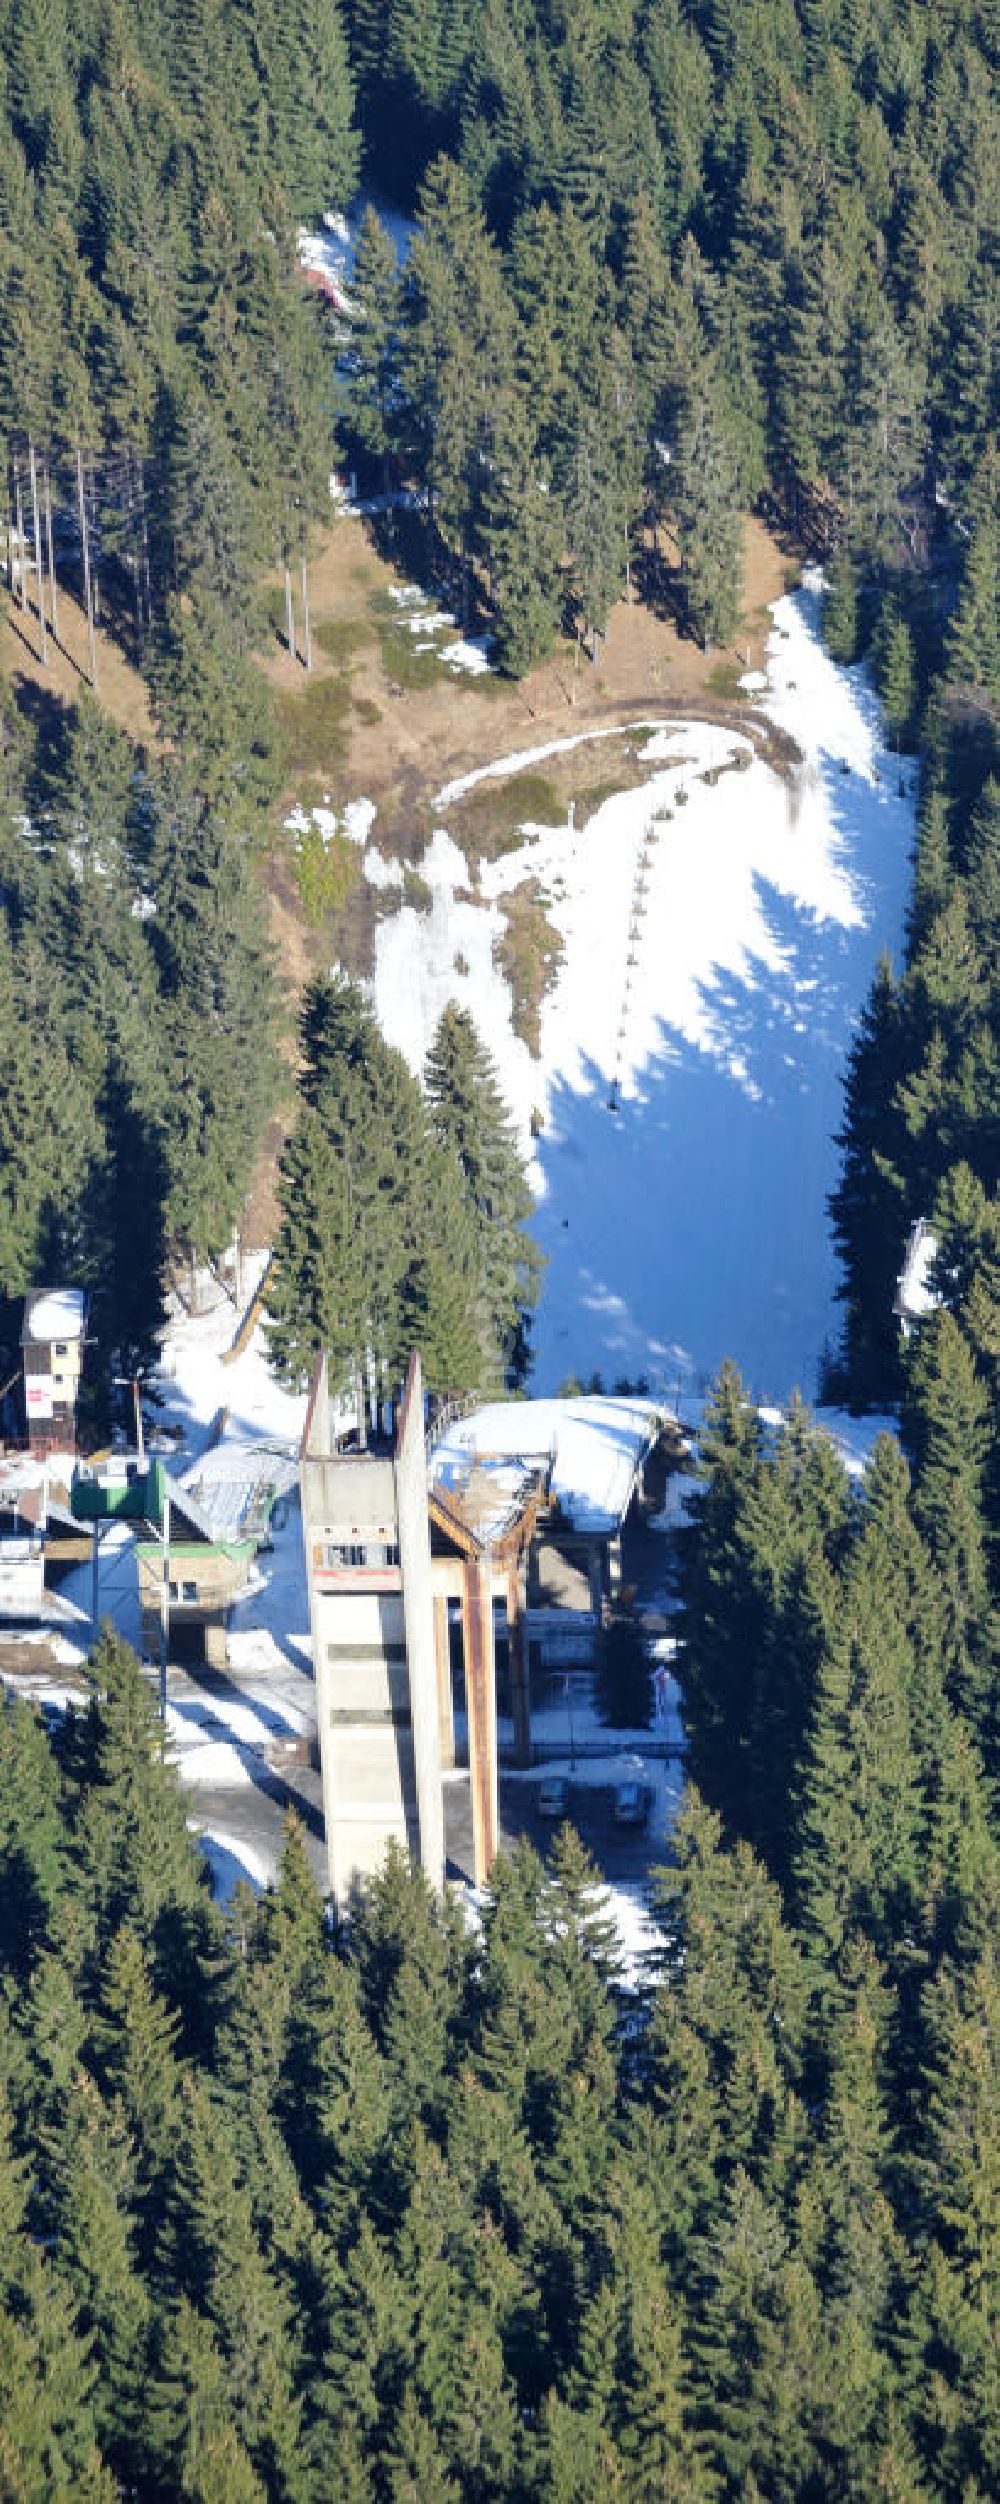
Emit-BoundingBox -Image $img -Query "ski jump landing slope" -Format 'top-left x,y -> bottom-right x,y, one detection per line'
371,570 -> 915,1410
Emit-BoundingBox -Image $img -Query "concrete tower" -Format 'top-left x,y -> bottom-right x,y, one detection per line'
300,1351 -> 444,1908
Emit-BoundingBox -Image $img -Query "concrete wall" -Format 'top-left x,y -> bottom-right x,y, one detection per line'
302,1355 -> 443,1907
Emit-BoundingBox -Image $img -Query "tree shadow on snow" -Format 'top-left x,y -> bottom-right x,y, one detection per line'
531,865 -> 889,1409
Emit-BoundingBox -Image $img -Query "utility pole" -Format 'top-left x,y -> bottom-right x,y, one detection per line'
300,553 -> 312,671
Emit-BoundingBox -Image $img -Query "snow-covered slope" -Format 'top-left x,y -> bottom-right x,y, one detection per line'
366,570 -> 915,1408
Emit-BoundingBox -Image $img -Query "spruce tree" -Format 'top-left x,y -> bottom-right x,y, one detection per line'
0,2082 -> 115,2502
903,1309 -> 995,1763
907,1939 -> 1000,2495
40,2074 -> 150,2485
694,2168 -> 824,2499
672,1359 -> 764,1831
0,1693 -> 68,1982
828,954 -> 909,1404
822,550 -> 863,664
344,206 -> 402,498
483,386 -> 565,678
672,396 -> 744,649
871,595 -> 919,748
793,1522 -> 925,1989
70,1627 -> 207,1960
424,1004 -> 540,1382
266,1106 -> 370,1394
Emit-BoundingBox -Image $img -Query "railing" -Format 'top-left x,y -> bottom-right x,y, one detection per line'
220,1253 -> 275,1367
424,1387 -> 483,1460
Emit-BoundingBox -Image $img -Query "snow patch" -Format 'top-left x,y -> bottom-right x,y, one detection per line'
434,721 -> 667,811
441,637 -> 492,676
193,1830 -> 269,1901
364,847 -> 404,890
297,191 -> 414,317
285,796 -> 375,849
170,1736 -> 253,1788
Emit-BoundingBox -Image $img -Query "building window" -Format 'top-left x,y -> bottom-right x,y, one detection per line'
54,1342 -> 68,1357
326,1539 -> 400,1570
182,1580 -> 198,1603
168,1580 -> 179,1602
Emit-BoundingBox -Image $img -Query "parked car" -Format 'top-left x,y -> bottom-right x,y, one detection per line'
612,1777 -> 648,1828
537,1773 -> 571,1819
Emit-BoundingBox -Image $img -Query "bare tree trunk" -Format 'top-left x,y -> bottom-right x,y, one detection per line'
139,458 -> 153,630
355,1356 -> 367,1450
283,560 -> 295,660
15,469 -> 27,610
76,444 -> 98,689
299,556 -> 312,671
28,443 -> 47,664
43,461 -> 59,641
90,463 -> 100,625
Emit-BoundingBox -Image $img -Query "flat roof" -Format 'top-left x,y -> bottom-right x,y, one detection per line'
429,1394 -> 666,1539
180,1440 -> 299,1543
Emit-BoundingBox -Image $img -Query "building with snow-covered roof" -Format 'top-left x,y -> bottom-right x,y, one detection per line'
429,1392 -> 666,1536
179,1441 -> 299,1547
429,1392 -> 669,1605
21,1288 -> 87,1458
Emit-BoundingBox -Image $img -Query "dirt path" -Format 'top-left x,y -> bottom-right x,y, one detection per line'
266,510 -> 792,834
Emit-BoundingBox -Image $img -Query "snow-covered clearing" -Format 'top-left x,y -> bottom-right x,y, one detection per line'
152,1254 -> 307,1461
368,570 -> 915,1407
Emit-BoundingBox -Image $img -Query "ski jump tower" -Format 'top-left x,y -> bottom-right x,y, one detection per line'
300,1351 -> 445,1908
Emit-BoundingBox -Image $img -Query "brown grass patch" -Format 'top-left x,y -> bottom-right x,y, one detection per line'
1,581 -> 157,747
448,771 -> 564,864
273,673 -> 353,777
493,879 -> 564,1058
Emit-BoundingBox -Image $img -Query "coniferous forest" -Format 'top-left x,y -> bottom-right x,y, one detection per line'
0,0 -> 999,2488
0,0 -> 996,1387
4,1460 -> 1000,2501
